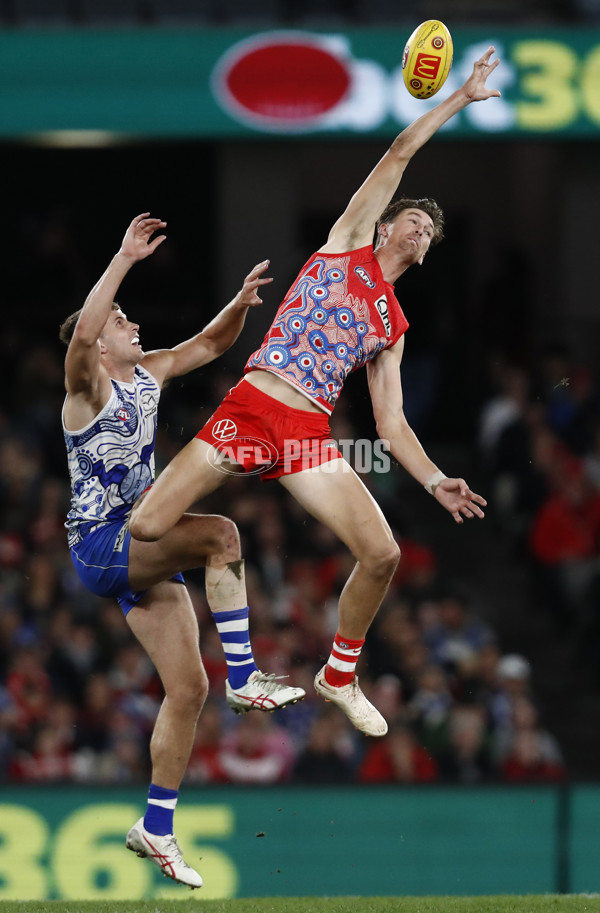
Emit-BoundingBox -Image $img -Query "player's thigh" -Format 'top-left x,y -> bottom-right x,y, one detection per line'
128,512 -> 239,590
279,457 -> 396,560
126,580 -> 205,694
131,438 -> 238,539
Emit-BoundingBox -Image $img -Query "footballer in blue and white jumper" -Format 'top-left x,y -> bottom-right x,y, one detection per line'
60,213 -> 304,889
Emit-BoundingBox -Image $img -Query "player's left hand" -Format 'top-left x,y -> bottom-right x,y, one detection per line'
462,47 -> 501,102
434,478 -> 487,524
236,260 -> 273,308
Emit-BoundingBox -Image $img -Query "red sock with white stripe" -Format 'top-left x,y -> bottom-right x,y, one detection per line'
324,632 -> 365,687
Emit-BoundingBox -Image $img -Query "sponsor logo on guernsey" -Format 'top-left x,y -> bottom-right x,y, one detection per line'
375,295 -> 391,337
212,419 -> 238,442
354,266 -> 375,289
116,408 -> 131,421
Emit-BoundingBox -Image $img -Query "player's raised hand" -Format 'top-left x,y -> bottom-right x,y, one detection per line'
434,477 -> 487,525
119,212 -> 167,261
462,47 -> 501,102
236,260 -> 273,308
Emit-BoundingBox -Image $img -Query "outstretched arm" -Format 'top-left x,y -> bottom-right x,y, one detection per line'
142,260 -> 273,384
321,47 -> 501,254
64,213 -> 166,397
367,341 -> 487,524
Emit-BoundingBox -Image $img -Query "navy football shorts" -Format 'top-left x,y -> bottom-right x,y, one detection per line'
70,520 -> 184,616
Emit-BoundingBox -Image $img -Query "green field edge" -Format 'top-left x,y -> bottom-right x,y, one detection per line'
2,895 -> 600,913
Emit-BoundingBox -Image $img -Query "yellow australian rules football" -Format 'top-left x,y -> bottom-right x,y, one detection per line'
402,20 -> 453,99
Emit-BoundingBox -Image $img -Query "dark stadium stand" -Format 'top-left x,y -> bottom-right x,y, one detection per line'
0,0 -> 583,26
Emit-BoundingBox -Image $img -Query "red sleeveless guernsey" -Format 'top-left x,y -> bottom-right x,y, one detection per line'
244,245 -> 409,415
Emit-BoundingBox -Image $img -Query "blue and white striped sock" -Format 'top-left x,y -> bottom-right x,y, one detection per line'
144,784 -> 178,836
212,606 -> 258,689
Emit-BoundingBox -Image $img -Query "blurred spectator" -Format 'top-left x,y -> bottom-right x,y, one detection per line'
437,704 -> 495,784
488,653 -> 533,732
479,362 -> 530,464
366,602 -> 427,693
501,728 -> 566,783
76,673 -> 115,753
199,627 -> 230,692
5,643 -> 53,735
539,345 -> 598,456
392,538 -> 439,606
217,712 -> 296,784
364,674 -> 405,730
275,662 -> 323,751
423,588 -> 496,673
185,699 -> 226,784
99,707 -> 149,783
406,664 -> 453,760
109,643 -> 161,704
46,622 -> 101,704
583,421 -> 600,491
9,724 -> 76,783
0,684 -> 18,777
0,435 -> 43,535
29,478 -> 70,553
293,708 -> 355,783
494,694 -> 563,769
496,653 -> 532,693
358,723 -> 438,784
529,458 -> 600,630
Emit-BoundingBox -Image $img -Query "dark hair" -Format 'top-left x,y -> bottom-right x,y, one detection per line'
58,302 -> 121,346
375,197 -> 445,247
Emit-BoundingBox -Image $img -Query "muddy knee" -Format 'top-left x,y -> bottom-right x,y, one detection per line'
210,516 -> 241,562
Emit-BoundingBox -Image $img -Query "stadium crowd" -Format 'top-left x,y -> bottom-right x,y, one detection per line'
5,309 -> 599,787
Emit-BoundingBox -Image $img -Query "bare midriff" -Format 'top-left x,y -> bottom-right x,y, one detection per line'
244,369 -> 322,413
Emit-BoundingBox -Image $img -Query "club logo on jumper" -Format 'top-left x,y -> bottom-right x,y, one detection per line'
375,295 -> 391,337
413,53 -> 441,81
354,266 -> 375,289
212,419 -> 238,442
115,408 -> 131,421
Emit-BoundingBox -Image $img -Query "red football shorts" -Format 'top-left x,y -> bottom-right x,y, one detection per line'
195,378 -> 342,480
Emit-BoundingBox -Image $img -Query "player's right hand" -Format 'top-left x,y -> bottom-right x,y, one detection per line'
119,212 -> 167,262
236,260 -> 273,308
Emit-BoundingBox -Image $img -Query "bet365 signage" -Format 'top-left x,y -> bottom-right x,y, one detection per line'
1,27 -> 600,137
211,30 -> 600,136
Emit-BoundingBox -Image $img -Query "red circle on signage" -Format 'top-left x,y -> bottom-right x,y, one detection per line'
223,42 -> 351,123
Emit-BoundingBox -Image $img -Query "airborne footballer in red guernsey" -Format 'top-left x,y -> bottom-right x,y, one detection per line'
130,48 -> 500,739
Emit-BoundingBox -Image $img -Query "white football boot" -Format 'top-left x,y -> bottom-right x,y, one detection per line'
314,666 -> 388,737
126,818 -> 203,889
226,670 -> 306,713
